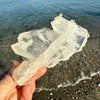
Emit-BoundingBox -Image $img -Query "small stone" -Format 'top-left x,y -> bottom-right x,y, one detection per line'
81,91 -> 84,94
72,96 -> 75,99
50,97 -> 54,100
83,80 -> 86,84
97,82 -> 100,87
76,89 -> 81,94
98,84 -> 100,87
78,90 -> 80,92
51,98 -> 54,100
50,92 -> 53,95
83,91 -> 88,95
63,89 -> 68,94
49,71 -> 52,74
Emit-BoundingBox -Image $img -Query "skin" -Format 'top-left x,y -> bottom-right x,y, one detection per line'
0,60 -> 47,100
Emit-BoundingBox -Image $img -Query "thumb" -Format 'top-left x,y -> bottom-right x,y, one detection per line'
0,60 -> 20,99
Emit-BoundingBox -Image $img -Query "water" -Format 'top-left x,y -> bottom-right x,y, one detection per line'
0,0 -> 100,31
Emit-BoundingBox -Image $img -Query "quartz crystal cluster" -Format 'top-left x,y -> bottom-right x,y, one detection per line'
11,14 -> 89,86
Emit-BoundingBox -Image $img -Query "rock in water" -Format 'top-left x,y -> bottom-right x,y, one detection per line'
11,14 -> 89,86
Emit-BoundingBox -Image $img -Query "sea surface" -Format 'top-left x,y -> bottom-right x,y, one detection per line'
0,0 -> 100,32
0,0 -> 100,100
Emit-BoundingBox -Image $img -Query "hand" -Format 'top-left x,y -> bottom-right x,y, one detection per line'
0,60 -> 47,100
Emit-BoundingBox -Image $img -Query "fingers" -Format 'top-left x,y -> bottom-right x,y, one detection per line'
20,82 -> 35,100
23,66 -> 47,92
0,60 -> 19,81
20,66 -> 47,100
30,66 -> 47,92
10,60 -> 20,74
0,75 -> 17,99
0,60 -> 47,100
30,66 -> 47,93
0,60 -> 20,100
8,90 -> 17,100
31,66 -> 47,81
0,68 -> 11,80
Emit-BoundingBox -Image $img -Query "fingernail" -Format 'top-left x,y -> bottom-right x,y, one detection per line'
11,60 -> 16,66
40,66 -> 47,73
12,60 -> 19,66
24,79 -> 31,85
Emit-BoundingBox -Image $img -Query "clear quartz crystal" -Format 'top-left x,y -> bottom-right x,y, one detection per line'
11,14 -> 89,86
